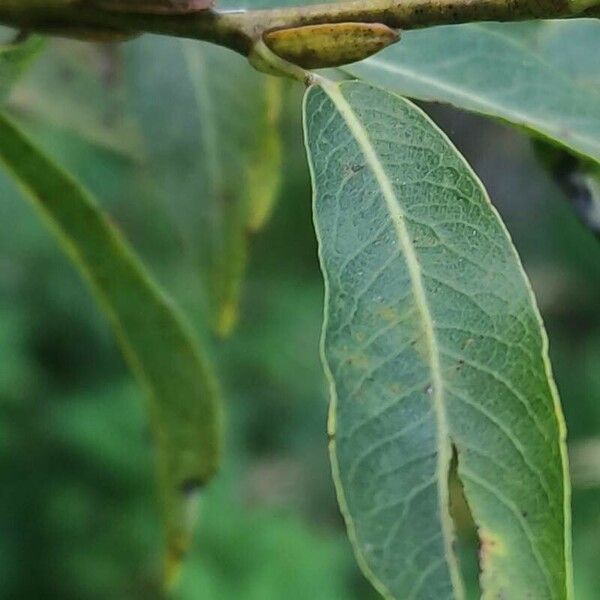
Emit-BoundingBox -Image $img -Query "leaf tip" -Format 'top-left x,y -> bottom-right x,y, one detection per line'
163,540 -> 186,591
214,300 -> 239,338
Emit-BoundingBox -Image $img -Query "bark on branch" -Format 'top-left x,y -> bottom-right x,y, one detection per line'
0,0 -> 598,57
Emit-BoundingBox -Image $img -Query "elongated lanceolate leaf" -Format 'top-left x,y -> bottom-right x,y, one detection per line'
127,38 -> 282,336
9,41 -> 143,157
182,40 -> 283,335
0,112 -> 222,582
347,20 -> 600,164
304,80 -> 571,599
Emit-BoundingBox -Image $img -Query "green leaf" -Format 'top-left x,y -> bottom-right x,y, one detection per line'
126,38 -> 283,336
346,20 -> 600,164
8,40 -> 143,158
304,80 -> 571,599
0,35 -> 43,103
0,112 -> 222,582
181,40 -> 283,335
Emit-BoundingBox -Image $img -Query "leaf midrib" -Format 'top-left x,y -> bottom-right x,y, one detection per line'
182,42 -> 224,198
352,22 -> 600,163
320,80 -> 464,599
357,56 -> 600,158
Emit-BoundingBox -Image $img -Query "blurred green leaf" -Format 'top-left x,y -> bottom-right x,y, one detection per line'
347,20 -> 600,164
182,40 -> 283,336
245,76 -> 284,233
127,38 -> 283,336
0,35 -> 43,102
9,41 -> 143,158
304,80 -> 571,599
0,112 -> 222,583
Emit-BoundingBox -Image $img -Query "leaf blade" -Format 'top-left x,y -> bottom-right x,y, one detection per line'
346,20 -> 600,164
0,111 -> 222,581
304,80 -> 571,599
182,40 -> 283,335
9,40 -> 144,158
127,38 -> 283,336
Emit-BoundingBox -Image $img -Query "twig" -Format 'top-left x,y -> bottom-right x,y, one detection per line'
0,0 -> 598,58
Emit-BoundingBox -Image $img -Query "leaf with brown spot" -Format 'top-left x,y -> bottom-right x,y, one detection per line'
304,80 -> 572,599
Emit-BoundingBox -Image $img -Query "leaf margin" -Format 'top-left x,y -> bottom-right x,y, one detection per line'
303,78 -> 573,599
0,109 -> 223,584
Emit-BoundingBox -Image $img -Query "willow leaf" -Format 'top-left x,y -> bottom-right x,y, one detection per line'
0,112 -> 222,582
127,38 -> 282,336
8,40 -> 143,158
304,80 -> 571,599
182,40 -> 283,335
346,20 -> 600,164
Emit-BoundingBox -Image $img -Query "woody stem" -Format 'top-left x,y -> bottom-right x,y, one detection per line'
0,0 -> 598,57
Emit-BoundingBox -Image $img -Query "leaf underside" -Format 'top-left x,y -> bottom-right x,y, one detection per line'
0,113 -> 221,582
182,40 -> 283,336
127,37 -> 282,337
346,21 -> 600,165
304,81 -> 571,599
8,41 -> 143,157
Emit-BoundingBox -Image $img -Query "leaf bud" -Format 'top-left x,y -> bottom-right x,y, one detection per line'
264,22 -> 400,69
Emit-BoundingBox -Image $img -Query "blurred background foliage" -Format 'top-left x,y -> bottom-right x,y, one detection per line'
1,33 -> 599,600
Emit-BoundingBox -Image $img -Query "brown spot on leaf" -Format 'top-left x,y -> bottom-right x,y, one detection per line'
388,382 -> 402,395
180,478 -> 203,495
348,354 -> 370,369
376,306 -> 398,322
478,528 -> 505,569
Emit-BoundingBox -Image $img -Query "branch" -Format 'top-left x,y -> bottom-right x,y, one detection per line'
0,0 -> 598,59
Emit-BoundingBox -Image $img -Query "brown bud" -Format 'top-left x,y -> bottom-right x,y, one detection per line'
264,22 -> 400,70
